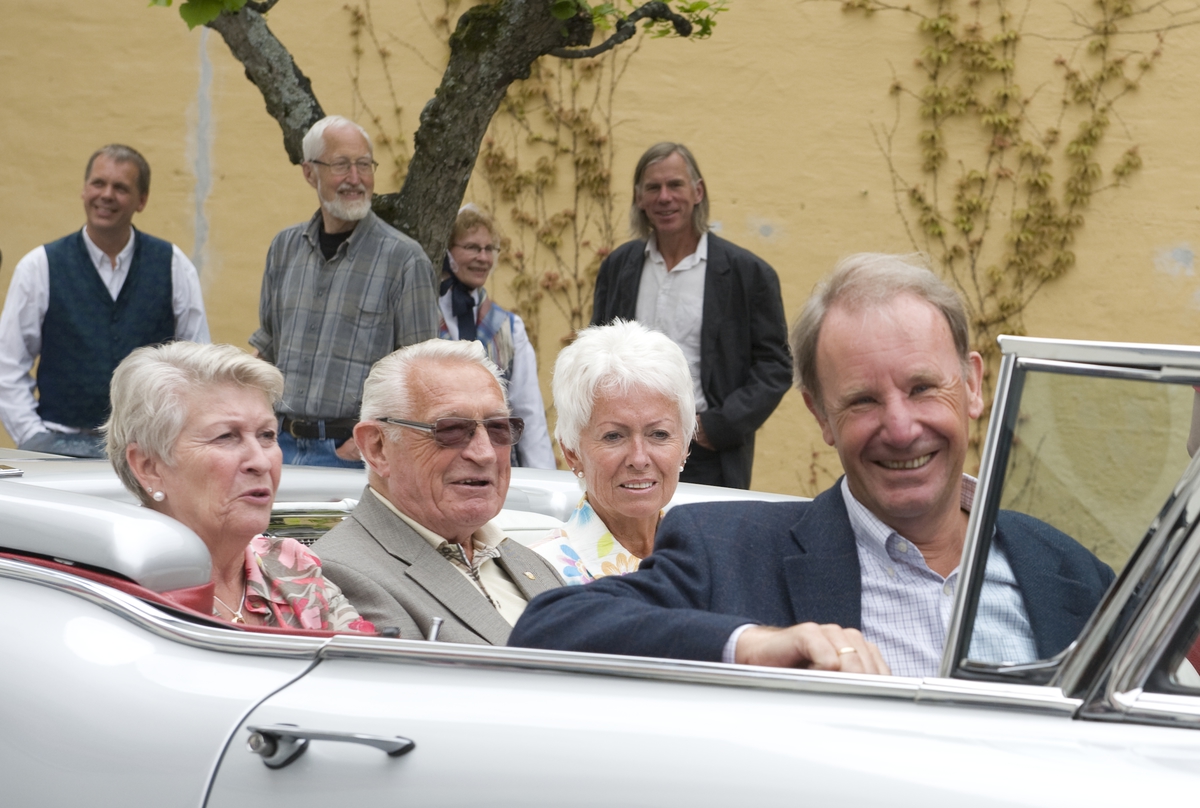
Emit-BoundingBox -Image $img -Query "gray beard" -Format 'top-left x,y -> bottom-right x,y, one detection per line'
321,194 -> 371,223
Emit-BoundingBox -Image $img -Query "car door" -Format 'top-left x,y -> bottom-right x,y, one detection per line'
0,558 -> 319,808
938,338 -> 1200,754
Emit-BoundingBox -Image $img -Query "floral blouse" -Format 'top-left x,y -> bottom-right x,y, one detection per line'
241,536 -> 374,632
530,497 -> 646,585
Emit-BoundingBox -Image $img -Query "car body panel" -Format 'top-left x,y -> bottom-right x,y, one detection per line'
8,335 -> 1200,805
0,565 -> 313,808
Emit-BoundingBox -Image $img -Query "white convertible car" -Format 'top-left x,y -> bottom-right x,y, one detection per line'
4,336 -> 1200,806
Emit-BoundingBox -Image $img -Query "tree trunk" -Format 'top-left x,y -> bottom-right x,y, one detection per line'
206,7 -> 324,164
379,1 -> 591,261
208,0 -> 591,262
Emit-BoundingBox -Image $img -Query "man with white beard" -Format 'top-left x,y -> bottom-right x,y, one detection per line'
251,116 -> 438,467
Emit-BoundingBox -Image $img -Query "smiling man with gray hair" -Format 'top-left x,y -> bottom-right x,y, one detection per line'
312,339 -> 562,643
250,115 -> 438,469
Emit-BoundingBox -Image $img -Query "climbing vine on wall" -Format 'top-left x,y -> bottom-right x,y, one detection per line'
471,50 -> 637,349
840,0 -> 1192,450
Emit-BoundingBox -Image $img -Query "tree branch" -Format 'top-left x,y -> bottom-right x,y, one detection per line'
550,1 -> 692,59
379,0 -> 594,259
206,6 -> 323,163
244,0 -> 281,13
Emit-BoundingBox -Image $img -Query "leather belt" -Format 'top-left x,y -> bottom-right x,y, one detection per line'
279,416 -> 357,441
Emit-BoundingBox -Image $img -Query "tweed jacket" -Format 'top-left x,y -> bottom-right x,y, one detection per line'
312,487 -> 564,644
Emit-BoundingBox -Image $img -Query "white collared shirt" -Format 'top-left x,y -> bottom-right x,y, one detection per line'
0,227 -> 210,444
634,233 -> 709,412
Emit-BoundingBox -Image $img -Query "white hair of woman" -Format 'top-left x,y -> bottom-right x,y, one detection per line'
553,319 -> 697,455
105,341 -> 283,506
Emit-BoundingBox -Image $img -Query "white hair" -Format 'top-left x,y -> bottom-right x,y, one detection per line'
302,115 -> 372,162
553,320 -> 696,453
360,339 -> 507,424
104,342 -> 284,506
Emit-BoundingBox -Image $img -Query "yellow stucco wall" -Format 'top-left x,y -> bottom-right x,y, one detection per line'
2,1 -> 1198,497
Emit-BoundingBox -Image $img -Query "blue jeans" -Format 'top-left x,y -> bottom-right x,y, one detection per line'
277,431 -> 364,469
20,430 -> 106,458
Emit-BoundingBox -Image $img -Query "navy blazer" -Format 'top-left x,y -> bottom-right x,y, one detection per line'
509,485 -> 1115,665
590,234 -> 792,489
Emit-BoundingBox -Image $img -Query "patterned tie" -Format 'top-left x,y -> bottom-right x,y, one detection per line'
437,541 -> 502,609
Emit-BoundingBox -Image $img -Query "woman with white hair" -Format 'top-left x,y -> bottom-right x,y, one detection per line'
531,320 -> 695,583
105,341 -> 372,631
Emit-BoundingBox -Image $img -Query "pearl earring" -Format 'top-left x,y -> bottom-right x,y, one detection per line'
575,470 -> 584,479
150,489 -> 165,502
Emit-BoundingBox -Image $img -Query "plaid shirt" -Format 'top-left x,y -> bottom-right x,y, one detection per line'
250,210 -> 437,419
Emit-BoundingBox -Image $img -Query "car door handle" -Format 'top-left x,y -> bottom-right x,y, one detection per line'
246,723 -> 416,769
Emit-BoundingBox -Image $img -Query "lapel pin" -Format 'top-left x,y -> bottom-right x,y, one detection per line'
524,571 -> 536,580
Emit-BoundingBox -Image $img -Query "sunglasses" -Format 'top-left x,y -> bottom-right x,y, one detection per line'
377,416 -> 525,448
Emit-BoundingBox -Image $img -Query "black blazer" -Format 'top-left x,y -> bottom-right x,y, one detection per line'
510,484 -> 1115,665
590,234 -> 792,489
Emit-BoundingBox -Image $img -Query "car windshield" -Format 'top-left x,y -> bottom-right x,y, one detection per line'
954,351 -> 1200,676
998,370 -> 1194,575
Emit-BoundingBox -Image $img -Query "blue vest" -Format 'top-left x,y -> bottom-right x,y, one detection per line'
39,230 -> 175,429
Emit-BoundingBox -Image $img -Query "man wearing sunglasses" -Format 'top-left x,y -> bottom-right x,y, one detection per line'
312,339 -> 563,642
250,115 -> 438,469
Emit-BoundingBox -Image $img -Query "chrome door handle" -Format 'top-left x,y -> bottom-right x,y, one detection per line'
246,723 -> 416,769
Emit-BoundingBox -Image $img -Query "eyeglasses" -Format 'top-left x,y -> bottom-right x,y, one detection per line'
378,416 -> 525,448
309,158 -> 379,177
454,243 -> 498,257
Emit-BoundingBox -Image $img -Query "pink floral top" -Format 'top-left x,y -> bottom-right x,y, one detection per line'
242,536 -> 374,632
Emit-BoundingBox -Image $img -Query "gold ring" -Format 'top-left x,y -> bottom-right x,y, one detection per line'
837,646 -> 858,655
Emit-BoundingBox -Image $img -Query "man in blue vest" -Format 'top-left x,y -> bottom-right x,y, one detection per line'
0,144 -> 210,457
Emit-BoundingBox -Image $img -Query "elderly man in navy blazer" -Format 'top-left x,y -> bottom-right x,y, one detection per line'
511,254 -> 1114,677
589,142 -> 792,490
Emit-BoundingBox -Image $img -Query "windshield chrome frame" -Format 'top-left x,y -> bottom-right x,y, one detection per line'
941,335 -> 1200,692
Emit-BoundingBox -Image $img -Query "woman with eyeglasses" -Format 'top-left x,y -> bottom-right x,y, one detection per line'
438,205 -> 556,469
104,341 -> 373,631
531,320 -> 695,584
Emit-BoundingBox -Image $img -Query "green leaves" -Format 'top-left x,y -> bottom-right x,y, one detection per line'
550,0 -> 583,21
149,0 -> 249,30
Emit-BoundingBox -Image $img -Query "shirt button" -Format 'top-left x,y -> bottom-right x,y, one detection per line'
886,567 -> 896,578
943,583 -> 953,596
896,541 -> 908,553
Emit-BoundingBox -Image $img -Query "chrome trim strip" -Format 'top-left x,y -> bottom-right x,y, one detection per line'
320,635 -> 924,698
1000,335 -> 1200,370
1122,691 -> 1200,724
270,499 -> 358,516
941,351 -> 1018,678
0,557 -> 324,658
321,636 -> 1081,714
915,679 -> 1081,714
1016,356 -> 1200,384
